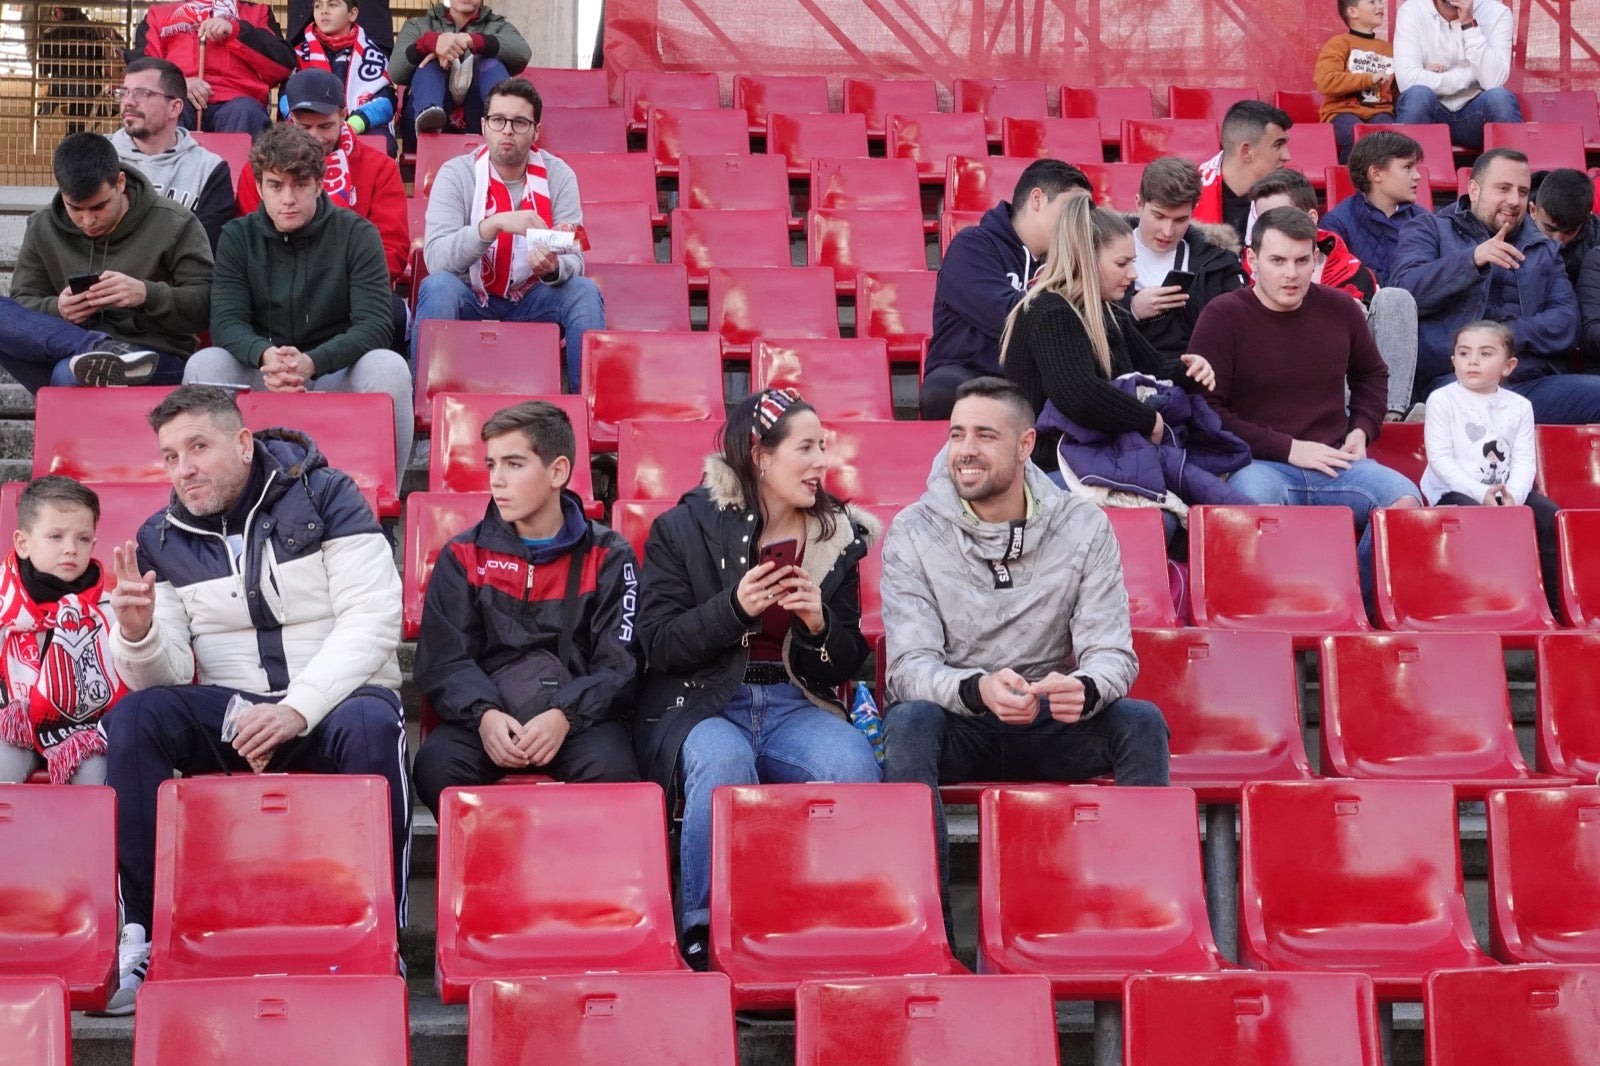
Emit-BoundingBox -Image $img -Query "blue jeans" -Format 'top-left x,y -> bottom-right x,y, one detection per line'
1427,369 -> 1600,425
1331,111 -> 1393,161
179,95 -> 270,136
407,56 -> 510,131
677,683 -> 880,932
0,296 -> 184,393
412,270 -> 605,389
1394,85 -> 1522,151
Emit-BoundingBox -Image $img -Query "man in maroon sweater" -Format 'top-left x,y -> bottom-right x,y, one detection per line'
1189,206 -> 1420,600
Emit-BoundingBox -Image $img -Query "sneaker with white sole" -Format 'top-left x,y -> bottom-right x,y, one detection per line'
69,342 -> 159,387
98,922 -> 149,1016
414,105 -> 449,135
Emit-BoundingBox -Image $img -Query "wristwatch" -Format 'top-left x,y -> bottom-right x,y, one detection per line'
1459,18 -> 1478,29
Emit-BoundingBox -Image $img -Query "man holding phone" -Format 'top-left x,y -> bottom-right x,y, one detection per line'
1,132 -> 212,392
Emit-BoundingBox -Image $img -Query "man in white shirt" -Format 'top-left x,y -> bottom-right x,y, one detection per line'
1393,0 -> 1521,150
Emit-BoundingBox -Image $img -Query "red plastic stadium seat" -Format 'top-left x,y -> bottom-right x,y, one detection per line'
33,386 -> 173,483
1426,965 -> 1600,1066
711,783 -> 965,1008
0,786 -> 117,1011
1371,506 -> 1558,645
945,154 -> 1032,213
412,320 -> 561,432
611,499 -> 674,561
809,157 -> 921,214
953,78 -> 1049,141
1520,89 -> 1600,148
191,131 -> 251,196
753,338 -> 894,422
149,776 -> 397,981
1102,508 -> 1178,628
586,262 -> 692,331
647,106 -> 749,177
516,67 -> 609,107
1290,122 -> 1339,189
857,270 -> 936,367
1121,118 -> 1219,165
0,481 -> 170,556
428,393 -> 599,505
707,266 -> 839,357
808,207 -> 927,291
734,73 -> 828,135
999,116 -> 1102,162
1060,85 -> 1155,145
795,976 -> 1057,1066
1319,632 -> 1566,798
132,975 -> 410,1066
1487,786 -> 1600,964
1078,162 -> 1146,212
939,210 -> 984,253
1240,779 -> 1496,999
1485,121 -> 1587,171
1353,122 -> 1454,172
824,420 -> 952,506
767,112 -> 871,177
414,134 -> 486,197
854,502 -> 901,645
467,973 -> 737,1066
887,113 -> 989,182
681,153 -> 792,215
401,491 -> 489,640
1129,629 -> 1315,802
670,207 -> 792,287
1535,632 -> 1600,780
1273,89 -> 1325,126
0,976 -> 70,1066
435,783 -> 686,1003
617,419 -> 726,501
979,785 -> 1234,997
1125,971 -> 1382,1066
535,105 -> 628,154
566,152 -> 663,224
1556,510 -> 1600,628
1537,425 -> 1600,507
1189,505 -> 1370,647
844,78 -> 938,138
622,69 -> 719,132
1362,422 -> 1426,486
582,330 -> 723,450
577,201 -> 657,265
1168,86 -> 1256,122
233,391 -> 398,516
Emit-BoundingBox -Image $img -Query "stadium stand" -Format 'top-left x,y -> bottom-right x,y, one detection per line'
795,976 -> 1058,1065
952,78 -> 1050,141
1425,966 -> 1600,1066
1168,86 -> 1257,122
766,112 -> 872,177
733,74 -> 830,135
1486,786 -> 1600,965
822,420 -> 952,505
809,157 -> 922,214
411,321 -> 562,433
0,480 -> 171,554
1060,86 -> 1155,145
646,106 -> 751,177
998,117 -> 1102,162
944,155 -> 1033,213
535,105 -> 629,154
427,393 -> 601,509
617,420 -> 728,501
581,331 -> 725,450
669,207 -> 793,287
585,263 -> 693,332
565,152 -> 663,223
707,266 -> 840,357
621,70 -> 720,132
843,78 -> 939,138
856,270 -> 936,368
752,338 -> 895,422
1555,510 -> 1600,628
886,112 -> 990,181
516,67 -> 610,107
1483,121 -> 1588,171
1537,425 -> 1600,508
682,153 -> 792,215
807,207 -> 928,290
1121,118 -> 1220,165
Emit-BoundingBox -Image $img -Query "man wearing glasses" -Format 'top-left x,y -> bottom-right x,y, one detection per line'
108,58 -> 236,252
416,77 -> 603,389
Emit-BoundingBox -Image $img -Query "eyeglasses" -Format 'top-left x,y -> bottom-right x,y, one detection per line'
108,87 -> 177,104
484,115 -> 536,134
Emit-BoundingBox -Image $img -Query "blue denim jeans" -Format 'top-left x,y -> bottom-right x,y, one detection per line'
412,270 -> 605,389
407,56 -> 510,128
1331,111 -> 1394,161
1394,85 -> 1522,151
677,683 -> 880,932
179,95 -> 270,136
0,296 -> 184,393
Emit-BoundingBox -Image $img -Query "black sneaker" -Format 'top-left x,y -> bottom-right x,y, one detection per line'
682,925 -> 710,972
70,342 -> 158,386
415,105 -> 449,135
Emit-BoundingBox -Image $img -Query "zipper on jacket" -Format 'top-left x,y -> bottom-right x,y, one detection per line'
524,563 -> 534,602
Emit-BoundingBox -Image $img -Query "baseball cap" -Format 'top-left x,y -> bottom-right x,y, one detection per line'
284,69 -> 345,115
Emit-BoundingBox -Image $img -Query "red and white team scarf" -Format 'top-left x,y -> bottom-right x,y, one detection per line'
0,555 -> 125,784
468,145 -> 552,305
320,120 -> 358,208
296,24 -> 392,113
166,0 -> 238,34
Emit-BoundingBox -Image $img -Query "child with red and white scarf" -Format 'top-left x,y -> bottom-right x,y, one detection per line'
287,0 -> 397,150
0,478 -> 128,785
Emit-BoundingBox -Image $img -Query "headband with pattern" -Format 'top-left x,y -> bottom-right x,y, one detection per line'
752,387 -> 803,443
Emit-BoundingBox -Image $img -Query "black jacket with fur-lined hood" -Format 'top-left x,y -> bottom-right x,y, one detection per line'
1116,219 -> 1245,360
632,455 -> 881,798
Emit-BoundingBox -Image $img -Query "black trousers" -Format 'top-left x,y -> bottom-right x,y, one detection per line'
412,718 -> 640,817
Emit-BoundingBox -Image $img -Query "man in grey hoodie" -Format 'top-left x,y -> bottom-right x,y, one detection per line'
881,377 -> 1169,886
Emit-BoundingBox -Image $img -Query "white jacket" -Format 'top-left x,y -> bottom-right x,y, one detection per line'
1394,0 -> 1513,111
1421,380 -> 1536,504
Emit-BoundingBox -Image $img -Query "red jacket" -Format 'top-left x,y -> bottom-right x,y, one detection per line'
133,1 -> 295,107
236,137 -> 410,284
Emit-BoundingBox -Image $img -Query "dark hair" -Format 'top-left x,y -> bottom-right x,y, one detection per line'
952,375 -> 1036,430
249,123 -> 326,183
481,400 -> 576,487
1533,167 -> 1595,233
52,132 -> 121,202
1336,0 -> 1361,26
1347,130 -> 1423,193
1454,318 -> 1516,356
486,77 -> 543,125
1220,100 -> 1293,154
1484,440 -> 1507,461
1251,204 -> 1319,251
1471,146 -> 1529,183
1248,167 -> 1319,213
721,390 -> 840,539
147,384 -> 246,433
124,56 -> 187,101
17,475 -> 99,530
1138,155 -> 1202,208
1009,159 -> 1093,216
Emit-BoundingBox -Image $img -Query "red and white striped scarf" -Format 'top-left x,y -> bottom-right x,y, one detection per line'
296,24 -> 392,114
468,145 -> 552,304
319,120 -> 358,208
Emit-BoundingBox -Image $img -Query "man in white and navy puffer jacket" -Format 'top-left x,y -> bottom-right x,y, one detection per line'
99,384 -> 406,1014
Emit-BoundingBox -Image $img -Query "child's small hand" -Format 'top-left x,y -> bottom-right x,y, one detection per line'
1483,485 -> 1508,506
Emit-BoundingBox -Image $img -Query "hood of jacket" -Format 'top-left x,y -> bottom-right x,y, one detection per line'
700,454 -> 881,580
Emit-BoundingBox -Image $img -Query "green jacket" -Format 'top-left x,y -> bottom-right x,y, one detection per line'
12,164 -> 212,356
210,193 -> 394,375
387,3 -> 531,85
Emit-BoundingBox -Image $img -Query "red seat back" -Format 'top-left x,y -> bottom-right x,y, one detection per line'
670,207 -> 793,285
808,207 -> 927,290
794,976 -> 1058,1065
586,262 -> 692,331
0,481 -> 170,556
1520,89 -> 1600,146
1060,86 -> 1155,144
1353,122 -> 1455,172
1077,162 -> 1146,212
191,131 -> 251,199
516,67 -> 609,107
1167,86 -> 1256,122
618,419 -> 726,500
887,112 -> 990,180
940,210 -> 984,253
1121,118 -> 1219,165
999,116 -> 1102,162
853,502 -> 902,644
234,391 -> 398,516
945,154 -> 1032,213
1362,421 -> 1426,486
809,157 -> 921,213
734,73 -> 829,134
577,201 -> 656,265
753,338 -> 894,422
401,491 -> 489,640
414,133 -> 485,198
1484,121 -> 1587,171
412,320 -> 562,432
857,270 -> 936,365
1102,507 -> 1178,628
1426,965 -> 1600,1066
647,106 -> 749,176
535,105 -> 628,154
1487,786 -> 1600,964
682,153 -> 792,213
611,498 -> 674,561
582,330 -> 724,449
622,69 -> 719,131
565,152 -> 661,222
1538,425 -> 1600,507
1290,123 -> 1339,188
428,393 -> 597,500
952,77 -> 1049,140
707,266 -> 839,355
1273,89 -> 1325,126
766,112 -> 871,176
823,420 -> 951,506
1535,632 -> 1600,779
33,386 -> 174,483
1556,510 -> 1600,628
843,78 -> 938,137
0,976 -> 70,1066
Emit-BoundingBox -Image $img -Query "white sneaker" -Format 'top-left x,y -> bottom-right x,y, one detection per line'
98,922 -> 149,1016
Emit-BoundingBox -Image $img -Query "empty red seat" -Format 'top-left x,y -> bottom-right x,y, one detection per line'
843,78 -> 938,138
586,262 -> 692,332
1426,965 -> 1600,1066
979,785 -> 1234,997
233,391 -> 399,517
413,133 -> 485,197
953,77 -> 1049,141
1487,786 -> 1600,964
808,207 -> 927,291
647,106 -> 749,177
581,330 -> 724,450
1291,123 -> 1339,189
887,113 -> 990,182
435,783 -> 686,1003
999,116 -> 1102,162
1102,507 -> 1178,628
808,157 -> 922,213
1130,629 -> 1315,802
1240,779 -> 1496,998
1353,122 -> 1455,171
149,776 -> 397,981
618,419 -> 727,500
734,73 -> 828,134
1372,505 -> 1558,645
1556,509 -> 1600,628
1535,632 -> 1600,780
1060,85 -> 1155,145
670,207 -> 792,287
611,499 -> 674,561
857,270 -> 936,367
33,386 -> 173,483
412,320 -> 561,432
428,393 -> 599,505
401,491 -> 489,640
824,420 -> 953,506
939,210 -> 984,253
711,783 -> 965,1008
565,152 -> 663,224
1520,89 -> 1600,148
767,112 -> 871,177
945,154 -> 1032,213
753,338 -> 894,422
1168,86 -> 1257,122
681,153 -> 792,214
795,976 -> 1058,1065
1319,632 -> 1566,798
1125,971 -> 1382,1066
578,200 -> 657,265
1361,421 -> 1426,486
1538,425 -> 1600,507
516,66 -> 609,107
0,976 -> 69,1066
1485,121 -> 1587,171
621,69 -> 719,132
1078,161 -> 1146,212
1189,505 -> 1370,647
707,266 -> 839,357
536,105 -> 628,154
0,786 -> 117,1011
0,481 -> 170,556
133,975 -> 410,1065
468,973 -> 737,1066
1121,118 -> 1220,165
1273,89 -> 1326,126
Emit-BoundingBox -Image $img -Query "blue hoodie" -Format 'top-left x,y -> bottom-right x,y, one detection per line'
925,201 -> 1036,379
